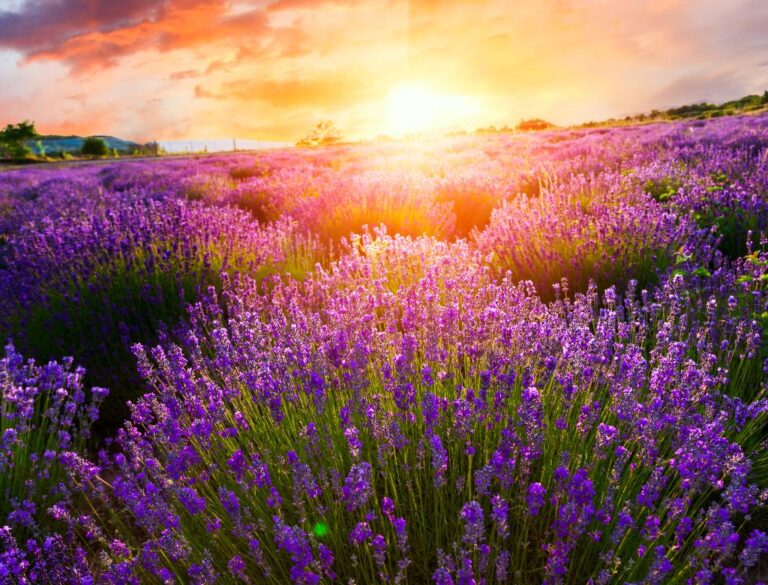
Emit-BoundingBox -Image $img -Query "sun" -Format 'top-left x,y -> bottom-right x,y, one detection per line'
388,83 -> 437,135
386,82 -> 482,137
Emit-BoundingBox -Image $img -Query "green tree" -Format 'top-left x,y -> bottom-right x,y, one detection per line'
515,118 -> 555,132
81,136 -> 109,157
297,120 -> 342,146
0,120 -> 38,160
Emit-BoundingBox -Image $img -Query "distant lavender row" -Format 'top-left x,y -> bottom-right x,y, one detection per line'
3,113 -> 767,276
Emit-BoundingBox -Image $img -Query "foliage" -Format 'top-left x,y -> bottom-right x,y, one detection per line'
476,183 -> 690,299
0,120 -> 37,161
434,178 -> 503,238
581,90 -> 768,128
297,120 -> 343,147
516,118 -> 556,132
81,136 -> 109,157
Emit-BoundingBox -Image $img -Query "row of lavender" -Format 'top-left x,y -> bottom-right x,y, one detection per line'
0,114 -> 767,583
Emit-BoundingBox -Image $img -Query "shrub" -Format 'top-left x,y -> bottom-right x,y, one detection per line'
0,120 -> 37,161
643,177 -> 681,202
516,118 -> 556,132
229,164 -> 270,181
296,172 -> 454,245
232,184 -> 284,223
81,137 -> 109,157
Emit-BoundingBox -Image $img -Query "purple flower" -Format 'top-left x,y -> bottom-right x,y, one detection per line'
739,529 -> 768,568
349,521 -> 373,545
491,495 -> 509,539
227,555 -> 247,579
342,462 -> 373,511
381,496 -> 395,521
430,434 -> 449,487
273,516 -> 318,584
344,427 -> 363,459
393,517 -> 408,552
287,452 -> 322,500
217,487 -> 240,518
227,450 -> 248,481
527,482 -> 546,516
317,543 -> 335,579
178,487 -> 206,515
496,550 -> 510,582
372,534 -> 387,566
460,500 -> 485,547
433,567 -> 455,585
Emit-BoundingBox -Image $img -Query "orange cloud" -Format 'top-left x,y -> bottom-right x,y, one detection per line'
169,68 -> 199,80
218,74 -> 384,109
0,0 -> 270,73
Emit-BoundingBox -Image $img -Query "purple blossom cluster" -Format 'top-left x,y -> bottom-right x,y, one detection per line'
0,343 -> 107,571
0,179 -> 300,428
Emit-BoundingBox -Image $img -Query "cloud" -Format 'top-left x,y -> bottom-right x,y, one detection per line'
0,0 -> 161,52
266,0 -> 360,11
0,0 -> 271,72
169,68 -> 199,80
194,84 -> 215,98
652,70 -> 752,107
192,72 -> 383,111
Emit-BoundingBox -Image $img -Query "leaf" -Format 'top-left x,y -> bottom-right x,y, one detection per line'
691,267 -> 711,278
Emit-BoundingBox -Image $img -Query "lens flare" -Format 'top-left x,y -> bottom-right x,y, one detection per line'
313,521 -> 329,538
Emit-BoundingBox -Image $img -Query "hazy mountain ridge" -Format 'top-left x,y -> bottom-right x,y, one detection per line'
26,135 -> 143,155
25,135 -> 291,156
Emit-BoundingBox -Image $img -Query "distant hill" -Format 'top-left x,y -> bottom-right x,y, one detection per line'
24,135 -> 291,156
580,91 -> 768,128
27,135 -> 143,156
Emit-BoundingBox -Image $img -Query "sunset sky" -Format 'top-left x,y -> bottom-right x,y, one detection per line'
1,0 -> 767,142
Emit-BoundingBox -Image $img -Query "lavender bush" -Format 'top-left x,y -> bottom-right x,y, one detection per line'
0,191 -> 311,428
0,342 -> 106,576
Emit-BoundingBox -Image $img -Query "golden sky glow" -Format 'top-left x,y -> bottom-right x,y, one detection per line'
0,0 -> 767,142
387,83 -> 481,135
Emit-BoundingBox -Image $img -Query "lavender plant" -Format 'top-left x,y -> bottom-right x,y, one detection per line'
0,112 -> 766,583
55,232 -> 766,584
0,344 -> 107,551
0,194 -> 303,429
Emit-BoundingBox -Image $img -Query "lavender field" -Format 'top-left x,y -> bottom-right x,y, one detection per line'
1,114 -> 767,584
